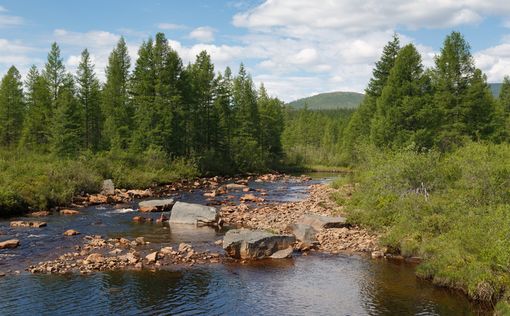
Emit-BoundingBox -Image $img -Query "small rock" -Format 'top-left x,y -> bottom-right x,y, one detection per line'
145,251 -> 159,263
178,243 -> 192,253
10,221 -> 47,228
270,247 -> 293,259
63,229 -> 80,236
60,209 -> 80,215
0,239 -> 20,249
29,211 -> 50,217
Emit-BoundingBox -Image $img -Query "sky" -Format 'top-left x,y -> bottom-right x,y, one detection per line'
1,0 -> 510,102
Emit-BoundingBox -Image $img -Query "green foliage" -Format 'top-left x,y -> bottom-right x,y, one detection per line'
0,66 -> 24,146
345,142 -> 510,302
287,91 -> 364,110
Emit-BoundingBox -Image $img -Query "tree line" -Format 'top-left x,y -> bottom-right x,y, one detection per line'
342,32 -> 510,162
0,32 -> 284,173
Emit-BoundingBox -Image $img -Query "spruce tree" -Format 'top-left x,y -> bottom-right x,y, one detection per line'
258,84 -> 284,162
76,49 -> 102,151
499,76 -> 510,113
0,66 -> 24,147
43,42 -> 66,109
102,37 -> 132,150
20,66 -> 52,148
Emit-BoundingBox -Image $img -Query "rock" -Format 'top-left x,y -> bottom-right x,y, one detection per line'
270,247 -> 293,259
287,223 -> 317,247
63,229 -> 80,236
109,248 -> 123,255
240,194 -> 264,203
214,239 -> 223,245
242,187 -> 252,192
178,243 -> 192,253
10,221 -> 47,228
101,179 -> 115,196
223,229 -> 296,259
132,216 -> 147,223
138,199 -> 175,212
135,237 -> 145,245
0,239 -> 20,249
127,189 -> 152,199
145,251 -> 159,263
29,211 -> 50,217
160,247 -> 173,254
371,250 -> 384,258
86,253 -> 104,263
169,202 -> 219,225
60,209 -> 80,215
88,194 -> 111,205
225,183 -> 247,190
134,262 -> 143,269
299,214 -> 348,231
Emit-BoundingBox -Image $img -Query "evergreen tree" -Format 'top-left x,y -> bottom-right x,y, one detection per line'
258,84 -> 284,162
499,76 -> 510,113
20,66 -> 52,148
43,42 -> 66,108
51,74 -> 83,156
76,49 -> 102,151
0,66 -> 24,147
102,37 -> 132,150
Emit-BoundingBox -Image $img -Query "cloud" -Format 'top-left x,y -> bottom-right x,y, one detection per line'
158,23 -> 186,30
189,26 -> 216,42
475,42 -> 510,82
0,6 -> 24,28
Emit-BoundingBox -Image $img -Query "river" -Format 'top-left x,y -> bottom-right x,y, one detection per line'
0,173 -> 489,315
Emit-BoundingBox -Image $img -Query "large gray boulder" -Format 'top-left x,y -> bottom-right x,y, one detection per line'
287,223 -> 317,246
169,202 -> 219,225
138,199 -> 175,212
223,229 -> 296,259
299,214 -> 348,231
101,179 -> 115,196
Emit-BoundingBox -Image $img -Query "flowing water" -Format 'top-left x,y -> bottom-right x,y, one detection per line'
0,173 -> 490,315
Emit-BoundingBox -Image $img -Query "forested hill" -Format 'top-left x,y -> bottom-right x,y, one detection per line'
287,91 -> 364,110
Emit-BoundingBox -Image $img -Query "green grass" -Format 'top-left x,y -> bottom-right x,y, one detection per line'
0,148 -> 198,216
340,142 -> 510,304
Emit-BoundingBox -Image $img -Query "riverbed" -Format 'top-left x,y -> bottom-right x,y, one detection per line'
0,173 -> 489,315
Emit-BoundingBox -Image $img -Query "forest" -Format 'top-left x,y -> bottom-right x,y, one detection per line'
0,33 -> 284,214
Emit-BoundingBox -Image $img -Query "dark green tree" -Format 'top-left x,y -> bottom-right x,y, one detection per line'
76,49 -> 102,151
258,84 -> 284,163
0,66 -> 24,147
42,42 -> 66,108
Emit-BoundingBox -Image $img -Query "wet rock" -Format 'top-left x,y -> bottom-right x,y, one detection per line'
29,211 -> 50,217
169,202 -> 219,225
127,189 -> 152,199
299,214 -> 348,231
101,179 -> 115,196
0,239 -> 20,249
63,229 -> 80,236
138,199 -> 175,212
270,247 -> 293,259
10,221 -> 47,228
240,194 -> 264,203
88,194 -> 111,205
287,223 -> 317,247
371,250 -> 384,258
60,209 -> 80,215
223,229 -> 296,259
178,243 -> 192,253
132,216 -> 148,223
160,247 -> 173,254
86,253 -> 104,264
135,237 -> 146,246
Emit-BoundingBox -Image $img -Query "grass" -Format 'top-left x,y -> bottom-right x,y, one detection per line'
0,148 -> 198,216
336,142 -> 510,304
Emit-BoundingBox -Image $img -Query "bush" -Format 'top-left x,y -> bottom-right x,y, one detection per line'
344,142 -> 510,302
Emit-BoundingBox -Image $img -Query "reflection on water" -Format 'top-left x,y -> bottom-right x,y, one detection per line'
0,254 -> 487,315
0,173 -> 490,315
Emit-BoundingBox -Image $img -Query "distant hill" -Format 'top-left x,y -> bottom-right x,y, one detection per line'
287,91 -> 364,110
489,83 -> 502,97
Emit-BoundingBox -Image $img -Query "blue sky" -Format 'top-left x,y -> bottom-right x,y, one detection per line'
1,0 -> 510,101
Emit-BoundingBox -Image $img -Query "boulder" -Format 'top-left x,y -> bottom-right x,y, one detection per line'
10,221 -> 47,228
225,183 -> 247,190
29,211 -> 50,217
138,199 -> 175,212
298,214 -> 348,231
270,247 -> 293,259
60,209 -> 80,215
145,251 -> 159,263
88,194 -> 111,205
287,223 -> 317,246
0,239 -> 20,249
169,202 -> 219,225
101,179 -> 115,196
63,229 -> 80,236
223,229 -> 296,259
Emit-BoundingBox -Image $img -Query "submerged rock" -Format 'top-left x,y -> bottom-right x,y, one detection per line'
223,229 -> 296,259
298,214 -> 348,231
0,239 -> 20,249
169,202 -> 219,225
138,199 -> 175,212
10,221 -> 47,228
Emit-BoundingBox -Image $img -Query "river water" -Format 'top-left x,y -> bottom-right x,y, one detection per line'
0,173 -> 489,315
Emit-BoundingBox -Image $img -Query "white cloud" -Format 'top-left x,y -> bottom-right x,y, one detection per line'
189,26 -> 216,42
158,23 -> 186,30
475,42 -> 510,82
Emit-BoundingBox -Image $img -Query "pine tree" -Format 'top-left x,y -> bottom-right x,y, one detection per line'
499,76 -> 510,113
43,42 -> 66,109
102,37 -> 132,150
0,66 -> 24,147
258,84 -> 284,162
76,49 -> 102,151
20,65 -> 52,148
51,74 -> 83,156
